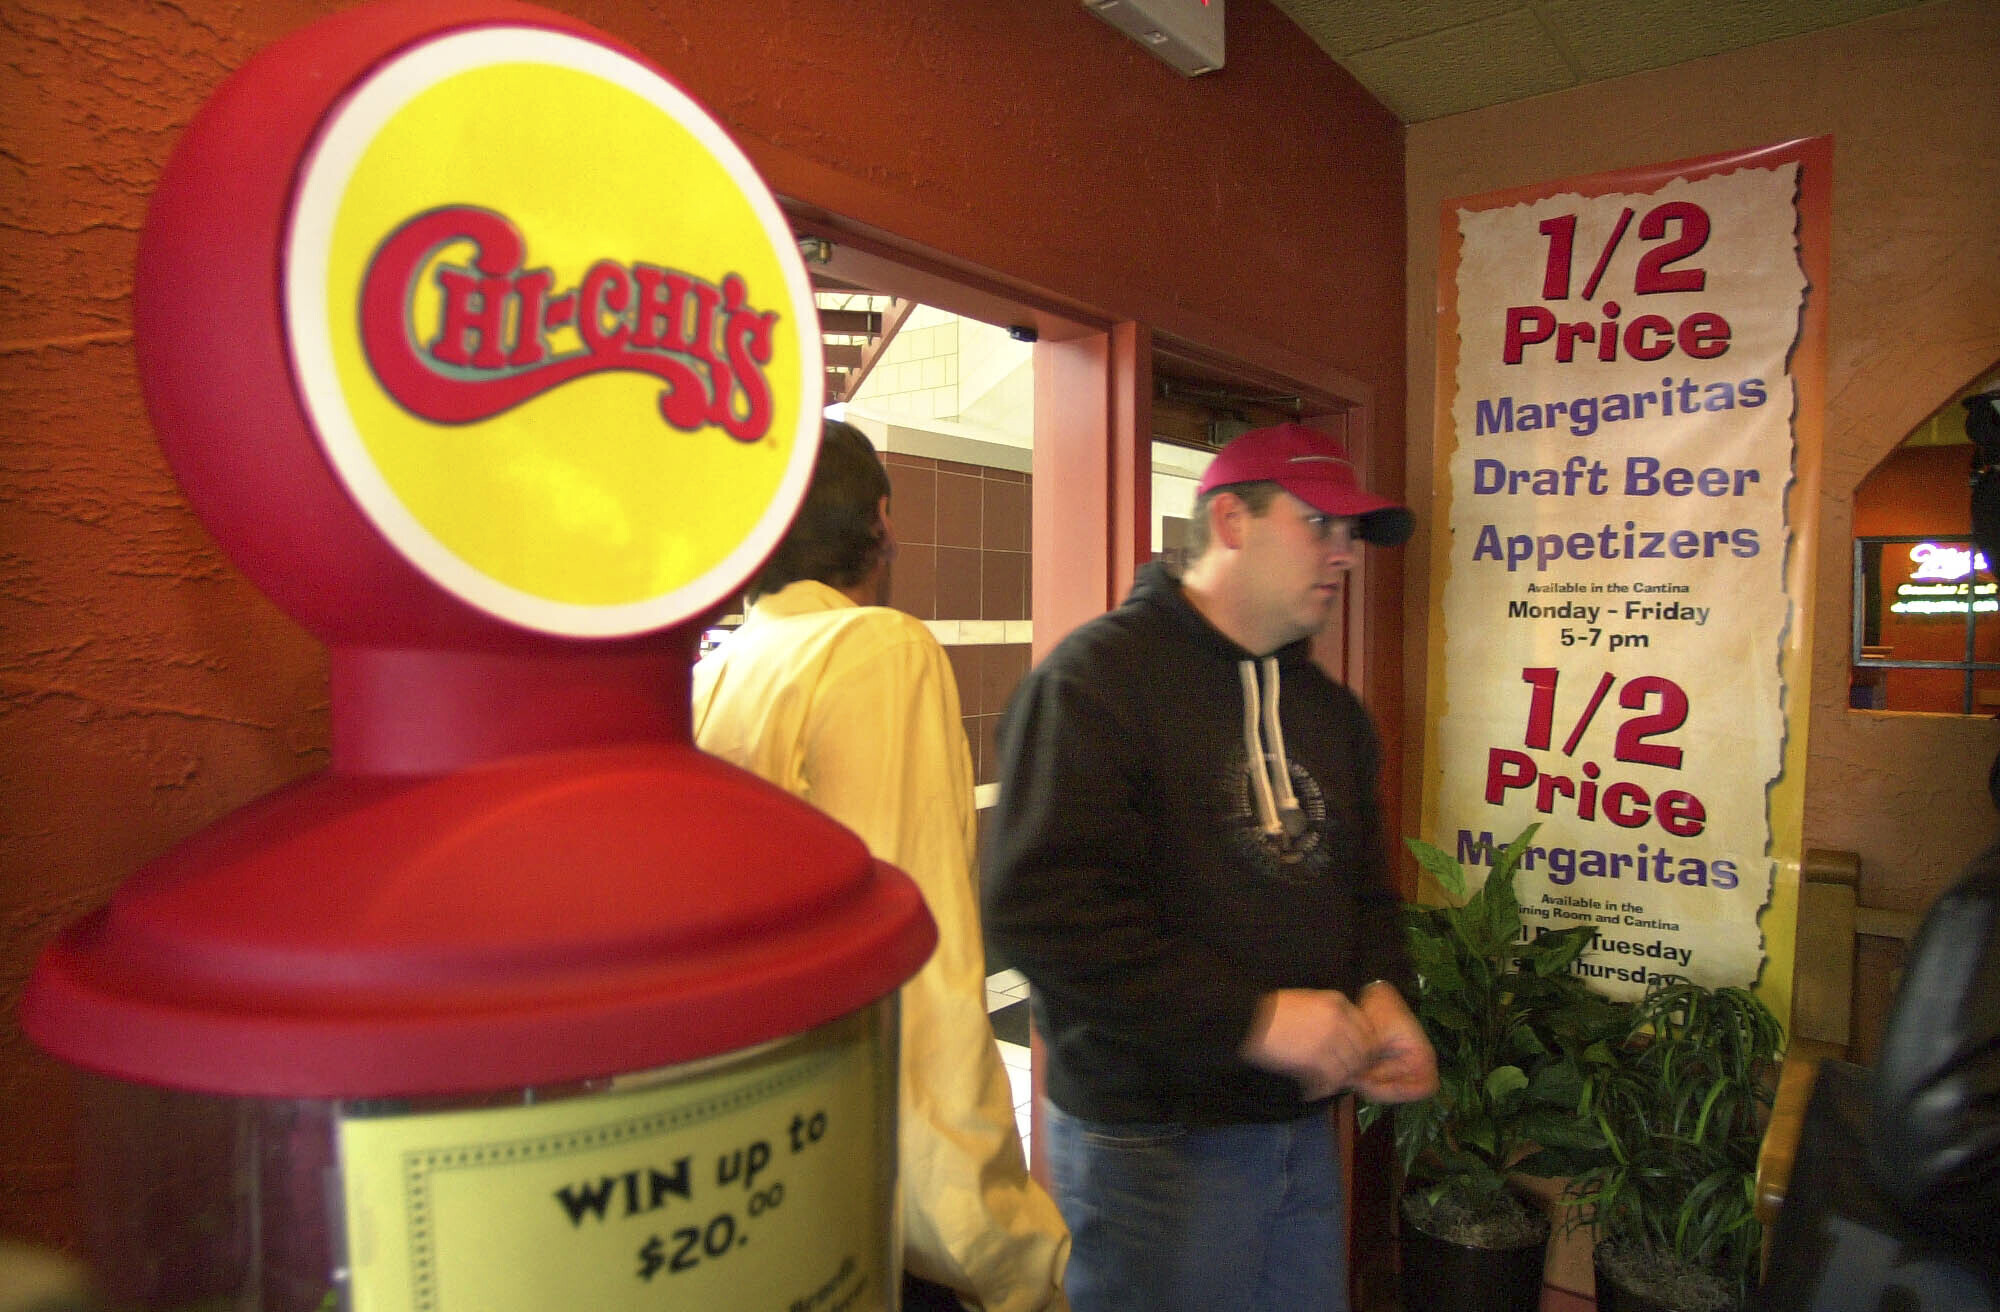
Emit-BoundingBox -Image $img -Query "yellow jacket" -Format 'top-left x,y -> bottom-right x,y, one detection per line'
693,580 -> 1070,1312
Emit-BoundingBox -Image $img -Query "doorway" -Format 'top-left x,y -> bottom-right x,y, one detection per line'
786,206 -> 1401,1308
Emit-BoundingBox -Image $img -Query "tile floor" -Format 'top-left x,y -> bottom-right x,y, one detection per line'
984,967 -> 1035,1152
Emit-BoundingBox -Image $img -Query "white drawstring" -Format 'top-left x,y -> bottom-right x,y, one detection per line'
1239,659 -> 1304,838
1238,660 -> 1282,836
1261,656 -> 1301,817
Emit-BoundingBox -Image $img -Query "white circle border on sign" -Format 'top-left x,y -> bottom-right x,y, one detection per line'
284,26 -> 821,638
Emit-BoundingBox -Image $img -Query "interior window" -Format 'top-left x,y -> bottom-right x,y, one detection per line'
1849,372 -> 2000,714
1850,535 -> 2000,713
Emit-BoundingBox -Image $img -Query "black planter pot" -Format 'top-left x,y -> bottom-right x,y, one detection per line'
1399,1223 -> 1548,1312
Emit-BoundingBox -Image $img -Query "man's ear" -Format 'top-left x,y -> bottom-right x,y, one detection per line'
1209,490 -> 1250,551
875,494 -> 895,549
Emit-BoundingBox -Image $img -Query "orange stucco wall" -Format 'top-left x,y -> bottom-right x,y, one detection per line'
0,0 -> 1406,1250
1401,1 -> 2000,1009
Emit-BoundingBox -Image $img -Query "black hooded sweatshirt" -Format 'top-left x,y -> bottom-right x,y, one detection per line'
981,562 -> 1412,1125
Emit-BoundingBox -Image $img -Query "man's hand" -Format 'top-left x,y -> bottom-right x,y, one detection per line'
1350,981 -> 1439,1103
1240,988 -> 1379,1100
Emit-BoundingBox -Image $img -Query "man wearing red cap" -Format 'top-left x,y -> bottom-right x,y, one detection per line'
983,422 -> 1436,1311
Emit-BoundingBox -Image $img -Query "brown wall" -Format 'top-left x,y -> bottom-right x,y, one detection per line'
881,452 -> 1034,785
1402,1 -> 2000,1019
0,0 -> 1407,1249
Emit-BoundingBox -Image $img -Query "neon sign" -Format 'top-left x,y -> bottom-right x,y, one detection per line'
1892,541 -> 1996,615
1908,541 -> 1989,580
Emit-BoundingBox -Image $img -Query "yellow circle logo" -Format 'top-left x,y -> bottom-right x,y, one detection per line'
287,27 -> 820,636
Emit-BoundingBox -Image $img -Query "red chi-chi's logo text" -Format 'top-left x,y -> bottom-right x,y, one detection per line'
360,206 -> 780,442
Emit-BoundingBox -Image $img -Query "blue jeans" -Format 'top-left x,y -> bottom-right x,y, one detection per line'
1043,1103 -> 1346,1312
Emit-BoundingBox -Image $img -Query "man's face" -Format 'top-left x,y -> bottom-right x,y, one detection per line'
1237,490 -> 1359,648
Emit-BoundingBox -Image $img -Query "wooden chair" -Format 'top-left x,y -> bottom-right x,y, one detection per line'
1752,849 -> 1995,1310
1756,849 -> 1859,1232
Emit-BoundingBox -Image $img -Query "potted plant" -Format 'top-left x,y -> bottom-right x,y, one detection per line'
1573,978 -> 1785,1312
1361,825 -> 1628,1312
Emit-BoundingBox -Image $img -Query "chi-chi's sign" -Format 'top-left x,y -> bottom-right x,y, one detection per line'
287,27 -> 821,637
361,207 -> 783,443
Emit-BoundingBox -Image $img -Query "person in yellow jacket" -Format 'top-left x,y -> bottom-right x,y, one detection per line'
693,419 -> 1071,1312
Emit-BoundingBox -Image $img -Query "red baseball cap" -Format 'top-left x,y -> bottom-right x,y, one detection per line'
1197,422 -> 1414,545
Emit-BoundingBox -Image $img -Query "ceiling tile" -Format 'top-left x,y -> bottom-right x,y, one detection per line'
1534,0 -> 1925,82
1272,0 -> 1935,121
1340,9 -> 1579,122
1269,0 -> 1522,58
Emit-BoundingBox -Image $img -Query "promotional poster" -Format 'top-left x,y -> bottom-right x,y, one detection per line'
340,1015 -> 892,1312
1424,139 -> 1829,1014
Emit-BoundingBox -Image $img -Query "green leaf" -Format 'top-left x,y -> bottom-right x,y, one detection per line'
1515,1109 -> 1604,1150
1522,922 -> 1598,974
1501,1027 -> 1550,1062
1483,1065 -> 1529,1102
1690,1077 -> 1731,1145
1407,932 -> 1458,986
1406,836 -> 1466,902
1524,1062 -> 1583,1108
1474,827 -> 1540,957
1492,823 -> 1542,882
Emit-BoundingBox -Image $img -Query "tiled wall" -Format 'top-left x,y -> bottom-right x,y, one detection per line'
883,450 -> 1033,786
945,641 -> 1032,790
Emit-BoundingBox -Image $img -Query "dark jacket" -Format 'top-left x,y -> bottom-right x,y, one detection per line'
1867,840 -> 2000,1246
981,562 -> 1410,1125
